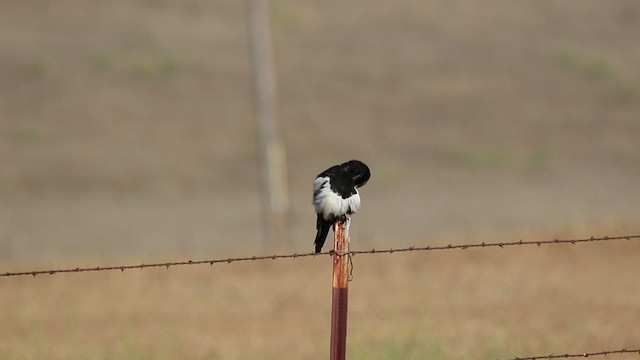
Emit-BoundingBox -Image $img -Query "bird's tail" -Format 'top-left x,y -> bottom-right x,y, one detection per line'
314,214 -> 332,253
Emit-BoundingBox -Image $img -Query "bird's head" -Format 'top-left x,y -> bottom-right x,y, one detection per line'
344,160 -> 370,188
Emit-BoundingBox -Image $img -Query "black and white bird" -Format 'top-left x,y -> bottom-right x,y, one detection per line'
313,160 -> 371,253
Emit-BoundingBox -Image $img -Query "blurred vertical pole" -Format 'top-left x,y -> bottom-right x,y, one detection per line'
330,218 -> 350,360
0,216 -> 11,260
247,0 -> 290,249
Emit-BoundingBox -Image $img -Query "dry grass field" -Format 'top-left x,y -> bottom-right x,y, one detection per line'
2,0 -> 640,359
2,231 -> 640,359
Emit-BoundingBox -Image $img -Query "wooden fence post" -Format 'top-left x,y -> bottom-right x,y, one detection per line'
330,217 -> 351,360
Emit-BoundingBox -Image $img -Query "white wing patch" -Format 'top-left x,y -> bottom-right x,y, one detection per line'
313,177 -> 361,221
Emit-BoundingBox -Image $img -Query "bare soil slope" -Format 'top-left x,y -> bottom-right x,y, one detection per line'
1,1 -> 639,258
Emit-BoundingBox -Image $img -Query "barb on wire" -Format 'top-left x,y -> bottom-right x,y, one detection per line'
1,235 -> 638,278
500,347 -> 640,360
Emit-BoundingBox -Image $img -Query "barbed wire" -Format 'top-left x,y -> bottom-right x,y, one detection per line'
1,235 -> 638,278
500,347 -> 640,360
349,234 -> 640,255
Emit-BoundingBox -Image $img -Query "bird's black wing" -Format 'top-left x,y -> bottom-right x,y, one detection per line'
317,165 -> 357,199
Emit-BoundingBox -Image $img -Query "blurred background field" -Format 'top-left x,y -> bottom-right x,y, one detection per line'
1,0 -> 640,359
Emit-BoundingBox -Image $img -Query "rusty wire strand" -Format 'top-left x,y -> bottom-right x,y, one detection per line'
500,347 -> 640,360
1,235 -> 638,278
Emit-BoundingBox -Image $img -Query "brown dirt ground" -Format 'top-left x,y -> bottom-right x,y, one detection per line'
1,1 -> 640,358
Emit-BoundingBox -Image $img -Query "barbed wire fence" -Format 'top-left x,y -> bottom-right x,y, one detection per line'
2,235 -> 638,277
503,348 -> 640,360
2,234 -> 640,360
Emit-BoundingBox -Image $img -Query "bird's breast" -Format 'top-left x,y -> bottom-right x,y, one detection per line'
313,177 -> 361,220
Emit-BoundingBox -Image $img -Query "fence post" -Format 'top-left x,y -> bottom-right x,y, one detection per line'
330,217 -> 350,360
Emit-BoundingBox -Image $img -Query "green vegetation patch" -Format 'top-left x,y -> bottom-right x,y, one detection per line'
447,146 -> 553,170
349,334 -> 446,360
553,48 -> 617,79
26,58 -> 54,78
130,53 -> 187,79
